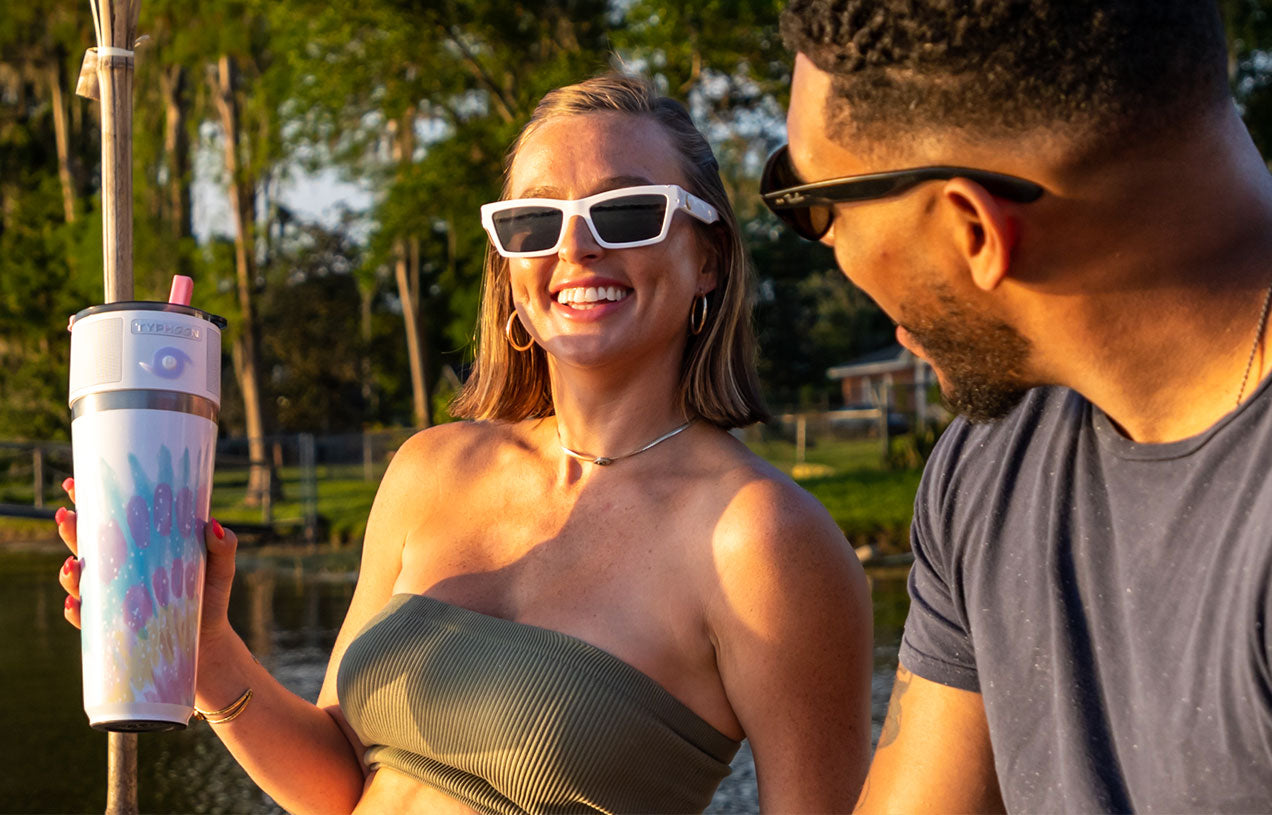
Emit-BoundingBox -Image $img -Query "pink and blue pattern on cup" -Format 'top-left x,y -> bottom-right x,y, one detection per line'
84,443 -> 207,708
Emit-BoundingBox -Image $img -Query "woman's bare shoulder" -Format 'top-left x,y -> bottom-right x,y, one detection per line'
703,432 -> 840,537
701,431 -> 862,595
386,419 -> 531,477
361,420 -> 535,545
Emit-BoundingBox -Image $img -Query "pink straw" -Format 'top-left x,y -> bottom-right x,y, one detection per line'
168,275 -> 194,306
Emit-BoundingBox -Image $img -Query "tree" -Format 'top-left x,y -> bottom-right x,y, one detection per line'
257,220 -> 368,433
749,227 -> 894,409
615,0 -> 875,409
0,1 -> 99,440
278,0 -> 616,428
193,1 -> 294,503
131,0 -> 206,291
0,1 -> 93,227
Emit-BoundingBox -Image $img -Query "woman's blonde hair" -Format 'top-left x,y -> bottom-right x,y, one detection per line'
450,74 -> 768,429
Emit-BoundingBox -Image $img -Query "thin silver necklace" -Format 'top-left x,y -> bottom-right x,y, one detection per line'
1236,284 -> 1272,408
558,420 -> 693,466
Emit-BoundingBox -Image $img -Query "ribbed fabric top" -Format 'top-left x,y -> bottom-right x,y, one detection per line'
337,593 -> 740,815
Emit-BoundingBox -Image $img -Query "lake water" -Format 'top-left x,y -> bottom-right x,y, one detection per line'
0,548 -> 907,813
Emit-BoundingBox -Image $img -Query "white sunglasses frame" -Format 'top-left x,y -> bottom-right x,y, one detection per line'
480,184 -> 720,258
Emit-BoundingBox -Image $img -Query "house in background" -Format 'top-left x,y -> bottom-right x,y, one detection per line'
827,344 -> 941,431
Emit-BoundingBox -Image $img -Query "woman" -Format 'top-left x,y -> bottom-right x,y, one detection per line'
58,74 -> 871,814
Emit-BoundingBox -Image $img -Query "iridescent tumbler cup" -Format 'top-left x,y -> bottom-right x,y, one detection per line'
68,298 -> 225,731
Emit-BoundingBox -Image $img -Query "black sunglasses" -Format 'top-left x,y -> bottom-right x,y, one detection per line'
760,144 -> 1045,241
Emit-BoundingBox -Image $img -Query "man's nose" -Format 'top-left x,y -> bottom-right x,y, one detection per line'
557,214 -> 604,263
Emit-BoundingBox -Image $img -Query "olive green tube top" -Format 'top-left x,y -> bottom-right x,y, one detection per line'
336,593 -> 741,815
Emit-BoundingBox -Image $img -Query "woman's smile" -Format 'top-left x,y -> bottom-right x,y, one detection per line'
548,275 -> 635,322
555,285 -> 630,307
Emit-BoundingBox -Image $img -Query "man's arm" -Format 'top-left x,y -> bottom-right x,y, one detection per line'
855,665 -> 1004,814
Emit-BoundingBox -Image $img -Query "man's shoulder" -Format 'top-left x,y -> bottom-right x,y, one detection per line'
923,386 -> 1087,488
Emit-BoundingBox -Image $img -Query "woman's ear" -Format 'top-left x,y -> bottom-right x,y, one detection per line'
940,178 -> 1020,292
698,229 -> 722,294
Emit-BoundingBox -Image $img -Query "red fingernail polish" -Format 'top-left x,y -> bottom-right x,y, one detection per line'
65,596 -> 74,610
54,507 -> 67,525
62,557 -> 74,575
62,477 -> 74,492
211,519 -> 224,540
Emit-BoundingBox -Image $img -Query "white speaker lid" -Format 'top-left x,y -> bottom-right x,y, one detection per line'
68,302 -> 225,408
68,301 -> 227,331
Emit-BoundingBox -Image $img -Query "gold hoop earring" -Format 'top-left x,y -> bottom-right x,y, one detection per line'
505,311 -> 534,352
690,294 -> 709,336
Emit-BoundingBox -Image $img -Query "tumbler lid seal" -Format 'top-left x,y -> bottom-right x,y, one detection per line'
69,301 -> 228,330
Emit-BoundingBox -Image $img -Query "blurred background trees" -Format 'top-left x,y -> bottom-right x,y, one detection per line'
3,0 -> 1271,443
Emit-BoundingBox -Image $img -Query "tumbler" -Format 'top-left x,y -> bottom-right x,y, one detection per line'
68,279 -> 225,731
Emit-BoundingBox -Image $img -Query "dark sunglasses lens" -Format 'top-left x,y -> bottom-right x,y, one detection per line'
762,148 -> 832,241
769,207 -> 829,242
492,207 -> 563,253
798,206 -> 833,240
590,195 -> 667,244
762,148 -> 798,192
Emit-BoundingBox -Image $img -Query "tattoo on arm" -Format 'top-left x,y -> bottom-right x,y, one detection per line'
878,666 -> 913,749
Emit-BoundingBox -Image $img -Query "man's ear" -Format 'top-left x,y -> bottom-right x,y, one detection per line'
941,178 -> 1019,292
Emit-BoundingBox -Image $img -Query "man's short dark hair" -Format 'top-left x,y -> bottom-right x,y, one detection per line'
781,0 -> 1231,152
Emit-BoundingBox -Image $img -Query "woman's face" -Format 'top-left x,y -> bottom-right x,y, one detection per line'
503,111 -> 717,371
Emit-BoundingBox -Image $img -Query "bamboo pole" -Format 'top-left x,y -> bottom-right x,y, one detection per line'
92,0 -> 139,304
80,1 -> 141,813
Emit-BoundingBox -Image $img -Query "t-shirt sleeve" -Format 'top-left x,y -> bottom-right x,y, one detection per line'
898,441 -> 981,693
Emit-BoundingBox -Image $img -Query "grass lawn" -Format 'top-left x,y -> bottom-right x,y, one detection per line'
796,469 -> 919,545
208,463 -> 382,544
4,437 -> 921,550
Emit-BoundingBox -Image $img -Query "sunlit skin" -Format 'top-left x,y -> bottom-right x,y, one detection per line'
785,47 -> 1272,815
59,110 -> 873,814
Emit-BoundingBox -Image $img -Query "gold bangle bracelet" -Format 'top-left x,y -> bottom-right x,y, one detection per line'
194,688 -> 253,724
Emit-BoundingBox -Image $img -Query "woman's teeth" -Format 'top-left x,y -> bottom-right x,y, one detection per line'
556,286 -> 629,307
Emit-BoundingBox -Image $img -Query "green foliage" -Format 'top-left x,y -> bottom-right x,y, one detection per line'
614,0 -> 790,103
258,223 -> 369,433
0,77 -> 98,439
209,461 -> 382,546
750,228 -> 895,408
886,426 -> 942,472
1225,0 -> 1272,159
797,468 -> 920,544
7,0 -> 1272,450
264,0 -> 633,425
431,375 -> 461,425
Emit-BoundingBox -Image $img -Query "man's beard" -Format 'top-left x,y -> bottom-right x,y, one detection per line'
901,290 -> 1033,424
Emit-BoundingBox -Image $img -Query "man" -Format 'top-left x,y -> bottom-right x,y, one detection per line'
764,1 -> 1272,812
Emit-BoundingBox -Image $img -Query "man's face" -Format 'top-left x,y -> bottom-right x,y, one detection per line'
786,53 -> 1032,422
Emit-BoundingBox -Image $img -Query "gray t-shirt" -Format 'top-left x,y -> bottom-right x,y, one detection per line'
901,380 -> 1272,813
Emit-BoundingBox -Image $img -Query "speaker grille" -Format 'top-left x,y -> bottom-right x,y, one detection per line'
76,317 -> 123,387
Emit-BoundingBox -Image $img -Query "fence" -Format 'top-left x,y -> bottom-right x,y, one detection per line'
0,441 -> 73,520
0,428 -> 420,542
207,427 -> 420,543
0,391 -> 948,541
746,381 -> 949,473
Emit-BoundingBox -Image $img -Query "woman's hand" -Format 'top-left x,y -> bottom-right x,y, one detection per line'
55,477 -> 239,641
